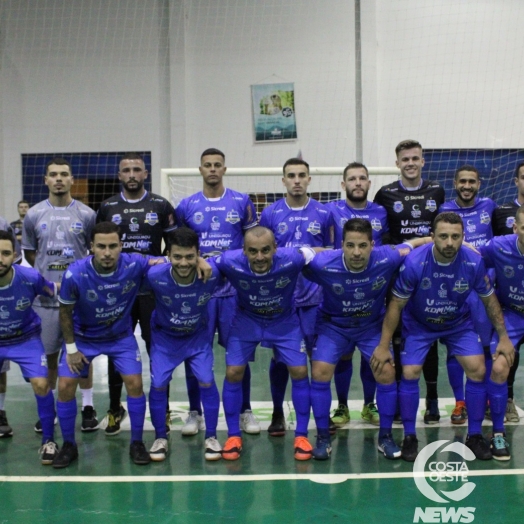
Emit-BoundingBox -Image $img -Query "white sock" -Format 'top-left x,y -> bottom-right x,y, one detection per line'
81,388 -> 94,409
0,393 -> 5,410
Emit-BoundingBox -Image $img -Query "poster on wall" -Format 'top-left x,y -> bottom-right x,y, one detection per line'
251,82 -> 297,142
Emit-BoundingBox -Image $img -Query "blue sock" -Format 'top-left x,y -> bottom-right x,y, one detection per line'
360,358 -> 377,405
127,394 -> 146,443
484,347 -> 493,384
201,381 -> 220,439
376,382 -> 397,437
447,357 -> 465,402
310,379 -> 331,432
269,359 -> 289,414
399,377 -> 420,436
334,359 -> 352,406
291,377 -> 311,437
241,364 -> 252,413
57,398 -> 77,444
149,388 -> 168,439
185,361 -> 202,415
465,377 -> 486,435
487,378 -> 507,434
35,390 -> 55,443
223,379 -> 242,437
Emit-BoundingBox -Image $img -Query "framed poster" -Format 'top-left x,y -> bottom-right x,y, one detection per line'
251,82 -> 297,142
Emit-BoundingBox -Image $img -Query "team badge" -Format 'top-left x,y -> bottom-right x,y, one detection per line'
393,201 -> 404,213
275,277 -> 291,288
162,296 -> 172,306
122,280 -> 135,294
226,210 -> 240,224
277,222 -> 288,235
239,280 -> 250,290
111,214 -> 122,225
87,290 -> 98,302
421,277 -> 432,290
453,279 -> 469,294
332,283 -> 344,295
197,293 -> 211,306
372,277 -> 386,290
194,212 -> 204,225
504,266 -> 515,278
425,200 -> 437,212
506,217 -> 515,229
307,221 -> 321,235
480,211 -> 491,225
371,218 -> 382,231
41,222 -> 48,231
70,222 -> 84,235
14,297 -> 30,311
145,212 -> 159,226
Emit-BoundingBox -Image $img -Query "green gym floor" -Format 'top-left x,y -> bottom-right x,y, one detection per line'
2,336 -> 523,524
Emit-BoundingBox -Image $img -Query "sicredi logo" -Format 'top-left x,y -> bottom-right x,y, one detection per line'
413,440 -> 476,523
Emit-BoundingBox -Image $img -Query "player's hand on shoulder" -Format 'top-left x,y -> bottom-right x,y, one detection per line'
197,257 -> 212,282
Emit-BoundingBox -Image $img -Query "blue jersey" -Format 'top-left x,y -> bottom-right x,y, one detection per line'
439,198 -> 496,247
146,260 -> 220,337
303,244 -> 411,329
59,253 -> 152,341
0,266 -> 55,345
176,188 -> 257,297
325,200 -> 388,248
479,234 -> 524,317
215,248 -> 306,322
393,244 -> 493,331
259,197 -> 333,306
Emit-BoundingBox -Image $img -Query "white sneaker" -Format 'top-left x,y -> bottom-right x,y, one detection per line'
204,437 -> 222,461
240,409 -> 261,434
181,411 -> 205,436
149,438 -> 169,462
39,440 -> 59,465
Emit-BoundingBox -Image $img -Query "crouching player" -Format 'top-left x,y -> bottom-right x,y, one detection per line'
0,231 -> 58,463
146,228 -> 222,462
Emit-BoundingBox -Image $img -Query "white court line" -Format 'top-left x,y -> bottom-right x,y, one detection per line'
1,469 -> 523,483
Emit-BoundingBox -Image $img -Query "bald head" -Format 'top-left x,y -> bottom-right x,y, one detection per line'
243,226 -> 276,273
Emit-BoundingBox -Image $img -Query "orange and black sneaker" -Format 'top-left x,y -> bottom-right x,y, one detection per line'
222,436 -> 242,461
294,436 -> 313,461
450,401 -> 467,425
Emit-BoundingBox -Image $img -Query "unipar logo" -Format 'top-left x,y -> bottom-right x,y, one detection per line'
413,440 -> 476,523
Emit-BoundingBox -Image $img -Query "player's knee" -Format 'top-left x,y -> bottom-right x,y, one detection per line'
311,362 -> 334,382
375,364 -> 395,385
288,366 -> 308,380
491,358 -> 510,382
225,366 -> 245,383
123,375 -> 143,397
57,377 -> 78,401
30,378 -> 50,396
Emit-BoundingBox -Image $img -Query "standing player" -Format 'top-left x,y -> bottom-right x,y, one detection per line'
374,212 -> 514,462
146,228 -> 222,462
10,200 -> 29,245
97,152 -> 177,435
439,165 -> 496,424
259,157 -> 333,436
0,230 -> 58,464
22,158 -> 97,433
324,162 -> 389,428
176,148 -> 259,435
215,227 -> 317,461
374,139 -> 445,423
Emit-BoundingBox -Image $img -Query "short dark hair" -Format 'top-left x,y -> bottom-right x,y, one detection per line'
455,165 -> 479,180
0,230 -> 15,250
283,157 -> 310,175
167,227 -> 199,252
120,152 -> 144,164
395,139 -> 423,157
515,161 -> 524,178
433,212 -> 464,232
343,162 -> 368,180
92,221 -> 122,241
201,148 -> 225,162
46,157 -> 71,173
17,200 -> 29,207
343,218 -> 372,242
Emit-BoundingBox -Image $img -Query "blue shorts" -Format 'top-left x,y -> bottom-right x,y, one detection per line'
401,323 -> 482,366
226,313 -> 307,367
58,334 -> 142,378
0,335 -> 47,379
150,328 -> 214,389
490,308 -> 524,354
207,295 -> 236,348
467,292 -> 493,347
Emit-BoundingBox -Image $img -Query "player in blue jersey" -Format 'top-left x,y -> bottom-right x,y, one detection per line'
325,162 -> 390,429
22,157 -> 97,434
304,219 -> 428,459
439,165 -> 497,425
177,148 -> 259,436
215,226 -> 317,461
0,230 -> 60,463
259,157 -> 333,436
374,212 -> 514,462
477,205 -> 524,459
146,228 -> 222,462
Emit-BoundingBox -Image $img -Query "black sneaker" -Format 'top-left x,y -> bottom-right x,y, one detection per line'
423,398 -> 440,424
268,412 -> 286,437
0,410 -> 13,438
130,440 -> 151,465
40,440 -> 59,465
81,406 -> 100,432
52,441 -> 79,469
105,405 -> 127,436
401,434 -> 419,462
465,434 -> 492,460
491,434 -> 511,461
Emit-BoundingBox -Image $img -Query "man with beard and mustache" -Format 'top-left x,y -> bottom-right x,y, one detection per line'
97,153 -> 178,435
323,162 -> 389,430
373,211 -> 514,462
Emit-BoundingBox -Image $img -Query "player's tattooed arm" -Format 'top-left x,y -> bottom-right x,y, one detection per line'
59,302 -> 89,374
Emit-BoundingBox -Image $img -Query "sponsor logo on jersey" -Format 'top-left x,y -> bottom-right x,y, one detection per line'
275,277 -> 291,288
51,216 -> 70,221
48,262 -> 69,271
277,222 -> 288,235
162,295 -> 172,306
0,305 -> 9,319
259,286 -> 270,296
181,302 -> 191,314
421,277 -> 431,290
239,280 -> 250,290
438,283 -> 448,298
332,283 -> 344,295
210,216 -> 220,231
15,298 -> 31,311
425,199 -> 437,212
466,219 -> 476,234
307,221 -> 321,235
129,217 -> 139,232
145,212 -> 159,226
411,205 -> 422,218
372,276 -> 387,290
294,226 -> 302,240
69,222 -> 84,235
506,216 -> 515,228
111,214 -> 122,225
197,293 -> 211,306
393,201 -> 404,213
106,293 -> 117,306
453,279 -> 469,293
480,211 -> 490,225
86,290 -> 98,301
371,218 -> 382,231
504,265 -> 514,278
353,288 -> 365,299
226,210 -> 240,224
122,280 -> 136,294
124,209 -> 144,214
